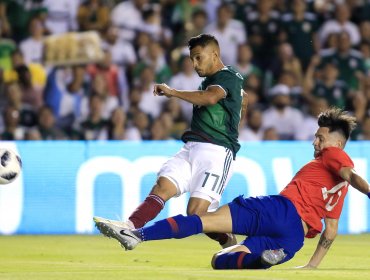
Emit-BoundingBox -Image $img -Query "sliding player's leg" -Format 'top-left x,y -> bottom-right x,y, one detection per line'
187,196 -> 236,248
94,204 -> 234,250
209,195 -> 305,269
211,236 -> 288,269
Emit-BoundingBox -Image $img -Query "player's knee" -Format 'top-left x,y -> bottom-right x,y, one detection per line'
187,206 -> 205,216
186,199 -> 210,216
151,177 -> 177,201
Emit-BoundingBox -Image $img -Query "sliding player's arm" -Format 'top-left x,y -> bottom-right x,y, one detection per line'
303,218 -> 338,269
339,167 -> 370,197
153,83 -> 225,106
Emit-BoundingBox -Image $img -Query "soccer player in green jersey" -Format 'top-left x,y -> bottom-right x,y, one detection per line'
95,34 -> 247,248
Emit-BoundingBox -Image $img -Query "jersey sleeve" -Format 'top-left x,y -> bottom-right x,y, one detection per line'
210,70 -> 243,98
322,147 -> 354,175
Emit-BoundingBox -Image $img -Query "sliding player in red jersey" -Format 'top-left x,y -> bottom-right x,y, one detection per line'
95,107 -> 370,269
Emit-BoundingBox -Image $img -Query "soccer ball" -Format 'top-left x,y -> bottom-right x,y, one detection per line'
0,148 -> 22,184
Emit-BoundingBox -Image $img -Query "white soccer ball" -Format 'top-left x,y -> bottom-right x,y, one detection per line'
0,148 -> 22,184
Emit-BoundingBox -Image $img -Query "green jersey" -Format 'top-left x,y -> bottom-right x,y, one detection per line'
181,66 -> 244,157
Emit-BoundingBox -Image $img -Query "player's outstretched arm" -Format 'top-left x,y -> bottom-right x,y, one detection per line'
339,167 -> 370,197
299,218 -> 338,269
153,83 -> 225,106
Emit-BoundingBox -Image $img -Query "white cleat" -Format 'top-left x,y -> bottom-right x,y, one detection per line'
93,216 -> 134,230
261,248 -> 287,266
94,217 -> 141,250
221,233 -> 238,249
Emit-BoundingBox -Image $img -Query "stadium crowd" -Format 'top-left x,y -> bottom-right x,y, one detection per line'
0,0 -> 369,141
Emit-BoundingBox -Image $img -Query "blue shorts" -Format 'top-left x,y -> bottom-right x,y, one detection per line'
228,195 -> 305,264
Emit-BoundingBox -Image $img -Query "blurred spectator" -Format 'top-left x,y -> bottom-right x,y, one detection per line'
351,77 -> 370,122
262,84 -> 304,140
168,55 -> 202,124
158,0 -> 193,48
77,0 -> 110,32
0,1 -> 11,38
134,31 -> 152,61
149,111 -> 175,140
32,6 -> 51,36
141,4 -> 172,47
4,82 -> 38,127
243,85 -> 265,109
185,8 -> 208,42
87,50 -> 129,108
267,42 -> 303,87
262,126 -> 280,141
357,115 -> 370,140
359,21 -> 370,44
24,127 -> 42,140
244,0 -> 281,70
2,0 -> 44,42
280,0 -> 320,70
244,72 -> 263,100
205,2 -> 246,66
44,65 -> 87,129
79,73 -> 119,122
319,3 -> 360,47
235,43 -> 262,83
353,0 -> 370,23
101,24 -> 137,74
295,97 -> 329,140
359,41 -> 370,75
15,65 -> 43,110
276,70 -> 304,108
111,0 -> 149,41
107,107 -> 141,140
0,35 -> 16,71
73,94 -> 109,140
320,31 -> 366,90
136,65 -> 166,119
239,106 -> 264,141
139,40 -> 172,83
162,98 -> 188,139
19,17 -> 45,65
126,86 -> 142,118
131,109 -> 150,140
321,32 -> 339,52
3,52 -> 47,119
0,105 -> 25,140
37,105 -> 67,140
304,56 -> 349,108
3,49 -> 47,90
43,0 -> 79,34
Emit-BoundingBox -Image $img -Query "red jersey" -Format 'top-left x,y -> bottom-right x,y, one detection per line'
280,147 -> 354,238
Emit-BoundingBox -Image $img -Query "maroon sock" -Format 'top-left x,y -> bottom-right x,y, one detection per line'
129,194 -> 165,228
205,232 -> 229,245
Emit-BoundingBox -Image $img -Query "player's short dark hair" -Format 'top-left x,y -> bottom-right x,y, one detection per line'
188,34 -> 219,50
318,107 -> 357,140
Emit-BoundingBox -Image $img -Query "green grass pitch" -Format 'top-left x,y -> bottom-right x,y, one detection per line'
0,234 -> 369,280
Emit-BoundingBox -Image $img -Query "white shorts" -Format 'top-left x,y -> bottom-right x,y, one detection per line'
158,141 -> 235,211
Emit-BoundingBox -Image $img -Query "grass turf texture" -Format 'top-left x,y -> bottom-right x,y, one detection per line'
0,234 -> 369,280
